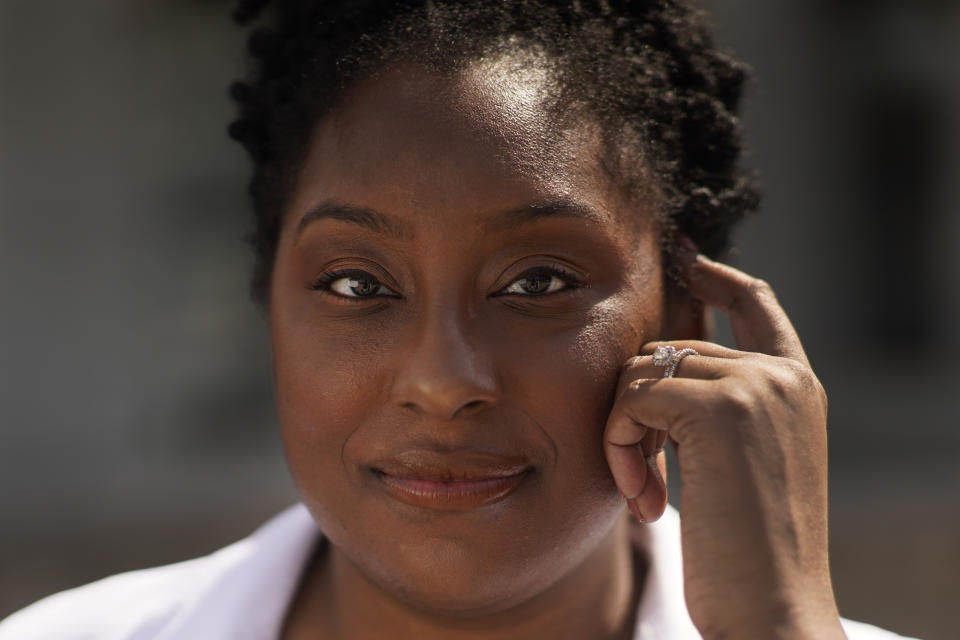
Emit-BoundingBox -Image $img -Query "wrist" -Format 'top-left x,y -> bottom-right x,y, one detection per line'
700,596 -> 846,640
741,611 -> 847,640
706,619 -> 846,640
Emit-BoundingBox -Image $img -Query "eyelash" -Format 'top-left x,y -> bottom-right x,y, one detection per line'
311,265 -> 584,302
310,268 -> 400,302
495,265 -> 584,297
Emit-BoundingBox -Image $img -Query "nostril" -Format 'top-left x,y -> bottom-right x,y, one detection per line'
389,347 -> 500,418
398,397 -> 495,419
451,398 -> 493,419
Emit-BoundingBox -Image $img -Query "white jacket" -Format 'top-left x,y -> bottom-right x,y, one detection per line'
0,504 -> 919,639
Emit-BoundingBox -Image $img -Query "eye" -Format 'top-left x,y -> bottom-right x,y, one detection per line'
312,268 -> 399,300
499,266 -> 582,296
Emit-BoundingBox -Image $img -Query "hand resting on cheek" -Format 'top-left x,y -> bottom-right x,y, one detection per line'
606,240 -> 842,639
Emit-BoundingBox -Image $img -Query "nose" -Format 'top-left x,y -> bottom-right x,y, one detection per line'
390,310 -> 500,420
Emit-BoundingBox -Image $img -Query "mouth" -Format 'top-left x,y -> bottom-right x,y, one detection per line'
370,451 -> 534,511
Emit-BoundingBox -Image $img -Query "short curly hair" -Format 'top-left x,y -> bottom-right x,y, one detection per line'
229,0 -> 760,307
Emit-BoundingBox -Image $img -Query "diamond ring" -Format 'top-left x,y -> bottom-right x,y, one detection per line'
652,345 -> 700,378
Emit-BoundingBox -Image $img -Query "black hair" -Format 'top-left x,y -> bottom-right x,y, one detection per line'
229,0 -> 760,307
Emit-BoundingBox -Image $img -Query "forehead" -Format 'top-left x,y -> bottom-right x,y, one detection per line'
288,56 -> 647,234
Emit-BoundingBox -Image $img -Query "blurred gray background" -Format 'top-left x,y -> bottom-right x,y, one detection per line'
1,1 -> 957,638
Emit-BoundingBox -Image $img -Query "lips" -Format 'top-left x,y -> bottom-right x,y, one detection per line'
370,450 -> 533,511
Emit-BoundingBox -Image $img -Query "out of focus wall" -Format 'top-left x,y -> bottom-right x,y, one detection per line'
0,0 -> 298,616
1,1 -> 957,638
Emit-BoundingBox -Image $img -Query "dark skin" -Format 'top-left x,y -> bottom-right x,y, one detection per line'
271,59 -> 846,640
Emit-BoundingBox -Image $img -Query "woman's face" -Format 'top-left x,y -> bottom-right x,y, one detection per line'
270,61 -> 672,614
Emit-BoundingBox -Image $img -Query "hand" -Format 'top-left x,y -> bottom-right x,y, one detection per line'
604,250 -> 846,640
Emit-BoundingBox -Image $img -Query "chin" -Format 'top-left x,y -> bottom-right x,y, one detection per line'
345,500 -> 625,620
365,543 -> 551,619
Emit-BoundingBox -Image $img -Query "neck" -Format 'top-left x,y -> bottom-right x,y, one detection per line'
282,511 -> 644,640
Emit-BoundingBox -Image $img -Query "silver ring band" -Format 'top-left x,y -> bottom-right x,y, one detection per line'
652,345 -> 700,378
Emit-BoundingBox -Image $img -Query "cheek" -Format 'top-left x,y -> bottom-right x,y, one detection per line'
269,301 -> 390,531
271,313 -> 379,439
269,260 -> 395,428
502,295 -> 663,496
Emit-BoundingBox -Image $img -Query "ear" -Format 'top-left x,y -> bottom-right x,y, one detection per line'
661,285 -> 711,342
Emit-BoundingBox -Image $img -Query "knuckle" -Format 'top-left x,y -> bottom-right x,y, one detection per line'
762,359 -> 829,414
766,362 -> 800,399
714,384 -> 756,419
763,359 -> 806,393
787,359 -> 821,393
748,277 -> 776,301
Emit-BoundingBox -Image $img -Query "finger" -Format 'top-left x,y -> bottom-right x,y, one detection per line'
640,340 -> 747,360
604,377 -> 709,498
616,353 -> 734,398
685,254 -> 809,365
630,449 -> 668,523
606,438 -> 647,500
655,429 -> 669,451
606,377 -> 707,447
608,410 -> 661,500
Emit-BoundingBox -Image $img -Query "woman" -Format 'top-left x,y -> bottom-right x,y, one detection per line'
0,1 -> 920,638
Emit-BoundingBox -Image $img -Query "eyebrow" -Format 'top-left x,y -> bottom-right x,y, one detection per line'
482,198 -> 605,233
295,201 -> 408,240
294,197 -> 604,240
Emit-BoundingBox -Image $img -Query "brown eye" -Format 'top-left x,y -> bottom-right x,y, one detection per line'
338,276 -> 380,297
312,269 -> 399,300
516,274 -> 556,294
499,267 -> 580,296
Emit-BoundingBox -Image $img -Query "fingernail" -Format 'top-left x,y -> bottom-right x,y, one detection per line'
628,497 -> 647,524
674,233 -> 701,280
676,233 -> 698,255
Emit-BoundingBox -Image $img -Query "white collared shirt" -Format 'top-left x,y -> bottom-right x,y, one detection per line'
0,504 -> 919,639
